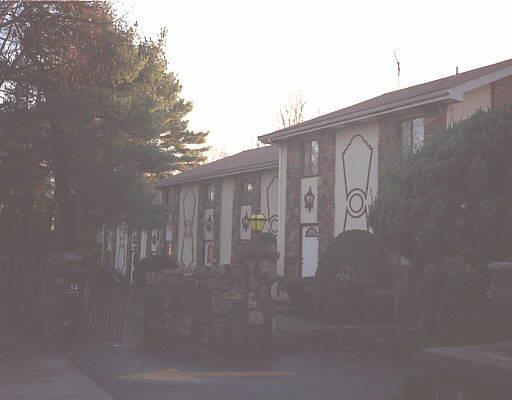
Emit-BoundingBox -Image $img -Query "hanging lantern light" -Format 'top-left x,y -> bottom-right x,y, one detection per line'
249,211 -> 267,233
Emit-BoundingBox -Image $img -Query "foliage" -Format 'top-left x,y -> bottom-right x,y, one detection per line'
371,107 -> 512,346
134,253 -> 178,287
414,255 -> 490,346
0,2 -> 207,252
285,277 -> 315,317
312,230 -> 393,324
370,107 -> 512,268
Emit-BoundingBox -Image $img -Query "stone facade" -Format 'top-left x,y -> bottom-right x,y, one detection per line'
159,167 -> 277,269
491,75 -> 512,108
283,139 -> 302,279
164,185 -> 180,258
144,243 -> 277,349
317,131 -> 337,258
196,179 -> 222,266
231,172 -> 262,263
280,89 -> 505,282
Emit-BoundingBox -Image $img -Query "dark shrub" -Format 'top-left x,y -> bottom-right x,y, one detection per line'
312,230 -> 393,324
370,106 -> 512,346
416,255 -> 490,347
134,254 -> 178,287
285,277 -> 315,317
371,106 -> 512,268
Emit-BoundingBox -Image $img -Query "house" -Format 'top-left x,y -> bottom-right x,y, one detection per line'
258,58 -> 512,281
154,145 -> 279,268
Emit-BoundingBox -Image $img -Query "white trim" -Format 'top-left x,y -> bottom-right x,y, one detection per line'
155,163 -> 278,188
261,91 -> 453,142
449,66 -> 512,99
260,66 -> 512,143
277,145 -> 287,277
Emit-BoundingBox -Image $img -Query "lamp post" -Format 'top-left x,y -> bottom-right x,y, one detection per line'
248,211 -> 267,237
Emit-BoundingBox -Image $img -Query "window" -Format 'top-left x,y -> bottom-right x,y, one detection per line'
302,140 -> 319,176
401,117 -> 424,155
205,183 -> 216,208
241,179 -> 254,205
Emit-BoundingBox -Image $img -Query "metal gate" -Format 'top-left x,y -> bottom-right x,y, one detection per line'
86,287 -> 130,340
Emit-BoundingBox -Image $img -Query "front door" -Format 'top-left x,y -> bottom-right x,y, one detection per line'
301,226 -> 319,277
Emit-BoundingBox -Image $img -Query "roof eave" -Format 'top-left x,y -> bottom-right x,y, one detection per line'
259,90 -> 454,143
154,161 -> 279,189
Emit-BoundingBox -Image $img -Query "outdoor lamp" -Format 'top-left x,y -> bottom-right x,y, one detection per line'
249,211 -> 267,233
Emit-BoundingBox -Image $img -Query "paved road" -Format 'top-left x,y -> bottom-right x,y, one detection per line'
68,339 -> 410,400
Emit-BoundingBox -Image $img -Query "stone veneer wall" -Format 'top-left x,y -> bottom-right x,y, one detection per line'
492,75 -> 512,109
196,179 -> 222,266
144,251 -> 277,348
283,132 -> 337,278
231,173 -> 261,263
166,186 -> 180,260
317,131 -> 337,258
283,140 -> 302,279
423,102 -> 448,138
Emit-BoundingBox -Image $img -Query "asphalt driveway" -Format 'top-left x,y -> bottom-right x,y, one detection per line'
67,339 -> 410,400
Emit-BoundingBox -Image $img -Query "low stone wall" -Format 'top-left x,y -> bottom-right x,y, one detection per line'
273,315 -> 417,354
144,253 -> 277,349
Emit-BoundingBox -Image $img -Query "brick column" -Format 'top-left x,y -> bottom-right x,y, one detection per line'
423,103 -> 447,139
231,173 -> 262,263
284,140 -> 301,279
492,75 -> 512,109
317,130 -> 336,257
197,184 -> 206,266
213,180 -> 222,265
378,115 -> 399,190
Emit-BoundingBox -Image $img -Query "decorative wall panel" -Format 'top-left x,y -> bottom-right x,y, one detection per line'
240,205 -> 252,240
260,172 -> 279,235
300,176 -> 318,224
204,208 -> 214,241
335,122 -> 379,235
178,185 -> 199,268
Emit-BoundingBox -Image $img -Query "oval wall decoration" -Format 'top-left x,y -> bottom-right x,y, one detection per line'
180,190 -> 196,267
341,134 -> 373,232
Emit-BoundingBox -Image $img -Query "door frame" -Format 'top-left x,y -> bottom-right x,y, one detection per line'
298,222 -> 319,278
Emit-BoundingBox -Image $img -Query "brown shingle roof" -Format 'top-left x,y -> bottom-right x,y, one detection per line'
155,145 -> 279,188
260,58 -> 512,142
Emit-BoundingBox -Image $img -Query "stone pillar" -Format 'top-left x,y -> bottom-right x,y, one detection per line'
35,251 -> 94,342
239,240 -> 278,351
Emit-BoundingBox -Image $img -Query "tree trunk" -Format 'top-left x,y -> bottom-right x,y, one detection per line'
50,123 -> 79,251
54,171 -> 78,250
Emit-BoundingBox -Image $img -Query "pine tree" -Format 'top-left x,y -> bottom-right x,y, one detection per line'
0,2 -> 207,251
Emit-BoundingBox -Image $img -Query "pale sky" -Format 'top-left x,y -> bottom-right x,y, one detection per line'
119,0 -> 511,155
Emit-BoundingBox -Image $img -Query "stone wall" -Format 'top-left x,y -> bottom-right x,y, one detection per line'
144,244 -> 277,349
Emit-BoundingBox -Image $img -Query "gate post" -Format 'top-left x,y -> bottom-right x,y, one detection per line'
35,251 -> 94,342
239,240 -> 278,351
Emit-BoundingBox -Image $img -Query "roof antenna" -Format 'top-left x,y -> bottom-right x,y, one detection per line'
456,66 -> 459,75
393,50 -> 401,90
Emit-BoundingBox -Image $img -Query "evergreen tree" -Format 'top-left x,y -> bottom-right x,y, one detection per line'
0,2 -> 207,251
370,106 -> 512,268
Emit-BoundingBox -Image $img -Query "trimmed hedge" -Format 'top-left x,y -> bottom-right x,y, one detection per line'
312,230 -> 393,324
